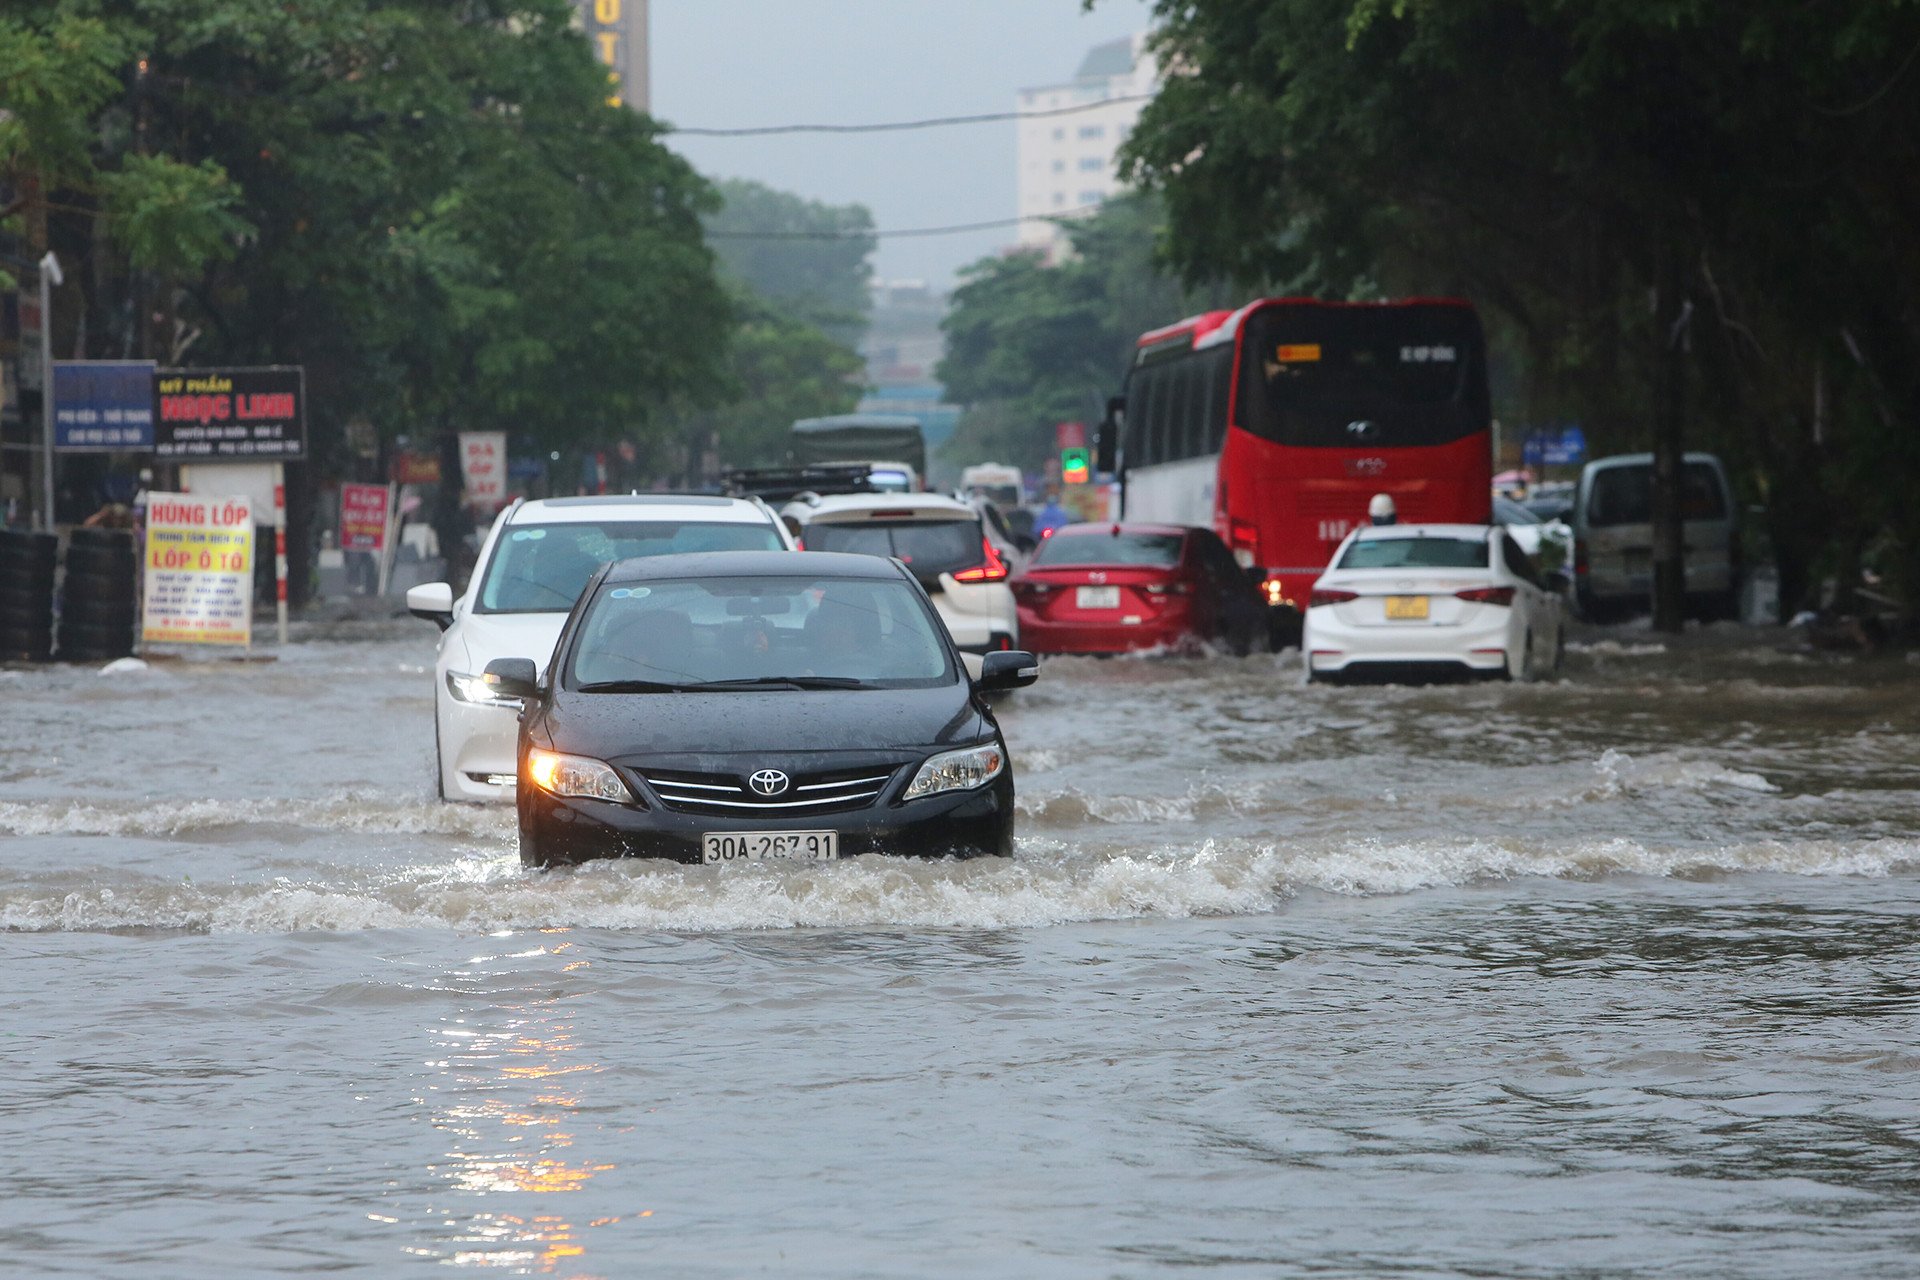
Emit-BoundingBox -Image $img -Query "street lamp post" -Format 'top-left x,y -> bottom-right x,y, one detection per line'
38,251 -> 63,533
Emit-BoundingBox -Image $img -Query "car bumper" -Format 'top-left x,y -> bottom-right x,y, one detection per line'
439,694 -> 523,803
1017,612 -> 1191,654
1304,610 -> 1510,675
518,772 -> 1016,865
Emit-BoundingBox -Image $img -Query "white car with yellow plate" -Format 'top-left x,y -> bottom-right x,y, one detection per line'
1303,524 -> 1564,682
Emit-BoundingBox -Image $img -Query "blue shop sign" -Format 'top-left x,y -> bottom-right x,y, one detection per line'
53,360 -> 157,451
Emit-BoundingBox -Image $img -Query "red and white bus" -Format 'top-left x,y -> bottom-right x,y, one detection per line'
1099,297 -> 1493,618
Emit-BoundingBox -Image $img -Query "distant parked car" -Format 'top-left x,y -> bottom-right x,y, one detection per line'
1493,494 -> 1572,575
1571,453 -> 1738,619
1303,523 -> 1566,682
1011,523 -> 1265,655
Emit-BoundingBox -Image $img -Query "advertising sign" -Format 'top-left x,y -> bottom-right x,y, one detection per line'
340,483 -> 391,553
142,493 -> 254,647
52,361 -> 156,451
154,367 -> 306,461
459,431 -> 507,510
1522,424 -> 1588,468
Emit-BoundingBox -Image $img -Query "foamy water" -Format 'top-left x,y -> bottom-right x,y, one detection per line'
3,620 -> 1917,1276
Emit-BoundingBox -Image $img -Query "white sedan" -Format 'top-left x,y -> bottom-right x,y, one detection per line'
1303,524 -> 1565,682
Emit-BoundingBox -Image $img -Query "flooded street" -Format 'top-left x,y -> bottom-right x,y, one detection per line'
3,623 -> 1917,1276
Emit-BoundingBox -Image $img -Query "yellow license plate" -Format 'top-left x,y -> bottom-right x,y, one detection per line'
1384,595 -> 1429,620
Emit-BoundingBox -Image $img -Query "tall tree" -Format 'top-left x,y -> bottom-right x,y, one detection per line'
1114,0 -> 1920,625
938,194 -> 1237,473
703,178 -> 875,346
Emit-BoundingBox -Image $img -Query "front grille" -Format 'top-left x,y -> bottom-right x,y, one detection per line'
636,765 -> 898,815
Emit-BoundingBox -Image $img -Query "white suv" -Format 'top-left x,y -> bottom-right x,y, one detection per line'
407,494 -> 794,802
780,492 -> 1019,676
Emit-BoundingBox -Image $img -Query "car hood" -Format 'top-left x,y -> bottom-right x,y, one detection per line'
538,683 -> 990,765
452,609 -> 569,677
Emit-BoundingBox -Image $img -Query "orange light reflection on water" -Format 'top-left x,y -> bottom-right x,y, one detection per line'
424,940 -> 633,1276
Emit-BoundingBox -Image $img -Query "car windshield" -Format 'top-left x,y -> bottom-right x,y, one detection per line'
803,519 -> 983,578
1585,463 -> 1728,527
567,575 -> 955,690
1338,535 -> 1489,570
1031,531 -> 1184,567
477,520 -> 784,613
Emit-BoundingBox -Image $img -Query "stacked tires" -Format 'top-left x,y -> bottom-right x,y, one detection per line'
59,528 -> 138,662
0,530 -> 58,662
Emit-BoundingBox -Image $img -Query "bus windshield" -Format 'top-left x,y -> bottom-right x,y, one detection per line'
1236,304 -> 1488,448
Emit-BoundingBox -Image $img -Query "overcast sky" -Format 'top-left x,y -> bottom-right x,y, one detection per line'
652,0 -> 1156,291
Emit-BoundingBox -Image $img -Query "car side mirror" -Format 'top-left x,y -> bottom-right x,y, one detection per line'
977,650 -> 1040,692
1013,535 -> 1038,555
1544,570 -> 1571,595
482,657 -> 541,700
407,581 -> 455,631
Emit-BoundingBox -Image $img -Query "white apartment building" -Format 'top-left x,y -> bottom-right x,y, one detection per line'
1014,33 -> 1159,260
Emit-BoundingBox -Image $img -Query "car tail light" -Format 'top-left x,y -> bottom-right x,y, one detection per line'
1011,580 -> 1053,602
1574,539 -> 1589,577
1142,582 -> 1190,596
1456,586 -> 1516,606
951,537 -> 1009,583
1228,517 -> 1259,569
1308,588 -> 1358,608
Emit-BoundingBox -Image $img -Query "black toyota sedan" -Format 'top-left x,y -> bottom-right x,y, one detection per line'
481,550 -> 1038,868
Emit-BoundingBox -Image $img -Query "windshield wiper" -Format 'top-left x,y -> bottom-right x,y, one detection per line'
694,676 -> 871,690
576,679 -> 704,693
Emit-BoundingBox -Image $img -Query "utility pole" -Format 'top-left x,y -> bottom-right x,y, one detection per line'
38,251 -> 62,533
1650,240 -> 1691,633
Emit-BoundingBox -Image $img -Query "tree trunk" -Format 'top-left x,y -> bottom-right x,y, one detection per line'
1650,241 -> 1690,633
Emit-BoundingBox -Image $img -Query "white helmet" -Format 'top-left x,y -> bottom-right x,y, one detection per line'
1368,493 -> 1398,526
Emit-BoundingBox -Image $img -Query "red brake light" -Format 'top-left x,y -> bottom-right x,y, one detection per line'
1455,586 -> 1516,606
1309,588 -> 1358,608
952,537 -> 1008,583
1142,581 -> 1190,596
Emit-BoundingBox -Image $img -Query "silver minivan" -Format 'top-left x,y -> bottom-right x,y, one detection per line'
1572,452 -> 1738,618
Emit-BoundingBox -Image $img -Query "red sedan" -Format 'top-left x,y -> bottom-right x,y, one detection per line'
1010,523 -> 1265,655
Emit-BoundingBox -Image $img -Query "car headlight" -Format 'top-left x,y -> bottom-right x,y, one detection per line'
526,748 -> 633,803
902,742 -> 1005,801
447,669 -> 521,706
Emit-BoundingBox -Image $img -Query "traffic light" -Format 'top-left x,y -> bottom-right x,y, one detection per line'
1061,445 -> 1091,484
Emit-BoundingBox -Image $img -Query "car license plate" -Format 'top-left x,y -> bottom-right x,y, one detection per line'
1384,595 -> 1429,620
1076,586 -> 1120,609
701,831 -> 838,864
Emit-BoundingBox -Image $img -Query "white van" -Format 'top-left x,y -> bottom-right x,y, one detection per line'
1572,452 -> 1738,618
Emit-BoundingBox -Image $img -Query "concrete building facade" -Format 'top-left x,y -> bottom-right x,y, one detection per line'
1014,33 -> 1158,260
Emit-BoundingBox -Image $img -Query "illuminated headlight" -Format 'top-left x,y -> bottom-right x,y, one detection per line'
526,748 -> 633,803
447,670 -> 520,706
902,743 -> 1005,801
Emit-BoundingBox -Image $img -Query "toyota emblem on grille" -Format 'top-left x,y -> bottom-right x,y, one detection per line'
749,769 -> 791,797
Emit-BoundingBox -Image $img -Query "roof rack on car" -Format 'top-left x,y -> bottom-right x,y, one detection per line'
723,463 -> 888,504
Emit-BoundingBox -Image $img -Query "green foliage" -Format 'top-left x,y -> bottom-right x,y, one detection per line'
4,0 -> 732,457
1117,0 -> 1920,615
696,289 -> 865,472
100,154 -> 250,276
703,179 -> 876,345
937,194 -> 1238,473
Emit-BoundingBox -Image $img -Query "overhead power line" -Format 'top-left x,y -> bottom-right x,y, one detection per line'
706,207 -> 1106,241
671,95 -> 1152,137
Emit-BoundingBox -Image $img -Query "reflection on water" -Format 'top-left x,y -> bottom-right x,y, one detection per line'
421,936 -> 622,1275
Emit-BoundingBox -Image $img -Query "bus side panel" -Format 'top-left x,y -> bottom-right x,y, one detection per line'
1121,455 -> 1220,526
1222,426 -> 1492,606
